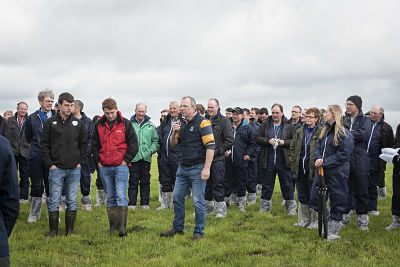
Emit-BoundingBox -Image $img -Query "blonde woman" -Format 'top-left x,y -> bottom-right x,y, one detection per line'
309,105 -> 354,241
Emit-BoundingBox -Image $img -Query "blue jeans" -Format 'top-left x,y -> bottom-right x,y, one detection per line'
99,165 -> 129,207
48,167 -> 81,212
173,163 -> 206,237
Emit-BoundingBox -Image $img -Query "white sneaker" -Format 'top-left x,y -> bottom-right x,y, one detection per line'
140,205 -> 150,210
128,205 -> 137,210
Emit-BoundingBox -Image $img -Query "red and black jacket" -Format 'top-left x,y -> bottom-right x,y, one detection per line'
92,111 -> 138,166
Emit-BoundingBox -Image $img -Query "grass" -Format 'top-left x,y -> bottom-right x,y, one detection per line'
9,158 -> 400,266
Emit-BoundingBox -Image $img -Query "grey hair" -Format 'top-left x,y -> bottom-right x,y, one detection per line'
292,105 -> 302,112
372,105 -> 384,114
135,103 -> 147,110
182,96 -> 196,107
208,98 -> 220,107
169,100 -> 179,107
38,89 -> 54,102
74,100 -> 84,112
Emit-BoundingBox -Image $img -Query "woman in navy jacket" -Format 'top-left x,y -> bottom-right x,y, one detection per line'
309,105 -> 354,241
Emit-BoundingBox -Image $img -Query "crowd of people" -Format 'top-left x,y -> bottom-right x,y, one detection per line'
1,90 -> 400,264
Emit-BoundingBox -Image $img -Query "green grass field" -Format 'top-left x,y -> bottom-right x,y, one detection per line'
9,159 -> 400,266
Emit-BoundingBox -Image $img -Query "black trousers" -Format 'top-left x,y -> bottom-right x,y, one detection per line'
15,155 -> 30,200
128,160 -> 151,206
392,163 -> 400,216
158,157 -> 179,192
80,158 -> 92,196
205,160 -> 225,202
28,158 -> 49,198
247,159 -> 257,194
224,159 -> 248,198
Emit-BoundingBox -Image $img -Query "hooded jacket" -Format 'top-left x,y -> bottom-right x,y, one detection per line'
92,111 -> 138,166
367,115 -> 394,171
256,115 -> 296,169
205,110 -> 234,162
229,118 -> 256,168
158,113 -> 183,163
313,122 -> 354,178
130,114 -> 159,163
289,123 -> 323,180
0,136 -> 19,257
24,109 -> 56,160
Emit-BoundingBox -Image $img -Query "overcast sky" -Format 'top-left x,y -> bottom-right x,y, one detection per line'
1,0 -> 399,127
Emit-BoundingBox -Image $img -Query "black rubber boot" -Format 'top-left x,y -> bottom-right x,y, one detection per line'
118,206 -> 128,237
48,211 -> 59,237
65,210 -> 77,236
107,207 -> 119,234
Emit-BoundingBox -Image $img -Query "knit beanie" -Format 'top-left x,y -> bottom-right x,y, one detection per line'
347,95 -> 362,110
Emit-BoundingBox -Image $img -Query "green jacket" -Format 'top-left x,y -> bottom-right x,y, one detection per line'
130,115 -> 160,163
288,124 -> 323,180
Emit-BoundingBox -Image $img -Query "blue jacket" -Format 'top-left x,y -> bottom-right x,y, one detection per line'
158,114 -> 183,163
0,136 -> 19,257
343,110 -> 371,172
230,118 -> 257,168
79,112 -> 94,157
367,115 -> 394,171
24,109 -> 56,160
314,123 -> 354,180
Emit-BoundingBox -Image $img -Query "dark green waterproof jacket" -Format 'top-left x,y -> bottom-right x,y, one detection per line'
288,124 -> 323,180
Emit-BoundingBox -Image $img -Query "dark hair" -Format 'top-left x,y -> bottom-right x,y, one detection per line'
92,115 -> 100,123
225,107 -> 233,112
102,98 -> 117,110
58,92 -> 74,105
161,109 -> 169,114
259,107 -> 268,115
242,108 -> 250,115
17,101 -> 28,108
271,103 -> 283,113
251,107 -> 260,114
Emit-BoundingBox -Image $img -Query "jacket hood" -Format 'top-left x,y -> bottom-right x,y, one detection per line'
99,111 -> 124,125
130,114 -> 151,124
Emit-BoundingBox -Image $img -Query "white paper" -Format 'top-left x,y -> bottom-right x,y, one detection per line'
379,153 -> 396,164
381,147 -> 400,155
379,147 -> 400,163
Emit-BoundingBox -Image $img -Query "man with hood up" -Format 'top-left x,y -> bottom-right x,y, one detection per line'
128,103 -> 159,210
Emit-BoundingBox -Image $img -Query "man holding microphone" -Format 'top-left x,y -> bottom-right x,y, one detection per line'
160,96 -> 215,241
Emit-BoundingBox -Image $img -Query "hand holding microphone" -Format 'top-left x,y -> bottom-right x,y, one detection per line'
173,121 -> 181,135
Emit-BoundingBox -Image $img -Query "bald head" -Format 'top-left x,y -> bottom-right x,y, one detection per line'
370,105 -> 384,123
